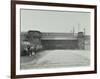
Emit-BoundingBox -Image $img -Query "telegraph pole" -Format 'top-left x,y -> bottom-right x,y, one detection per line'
78,23 -> 80,32
73,27 -> 75,37
83,28 -> 85,50
83,28 -> 85,36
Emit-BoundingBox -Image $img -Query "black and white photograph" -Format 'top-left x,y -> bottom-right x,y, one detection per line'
20,9 -> 91,69
11,1 -> 97,78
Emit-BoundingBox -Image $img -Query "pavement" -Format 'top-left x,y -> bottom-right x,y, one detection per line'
20,50 -> 90,69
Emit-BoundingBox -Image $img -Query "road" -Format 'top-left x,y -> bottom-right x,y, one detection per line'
20,50 -> 90,69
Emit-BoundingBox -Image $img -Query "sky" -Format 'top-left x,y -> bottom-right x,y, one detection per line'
21,9 -> 90,35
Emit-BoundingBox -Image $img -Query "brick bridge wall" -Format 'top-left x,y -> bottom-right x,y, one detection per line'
21,32 -> 90,50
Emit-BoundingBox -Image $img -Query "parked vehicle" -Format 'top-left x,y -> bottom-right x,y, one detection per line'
21,41 -> 43,56
21,41 -> 30,56
21,30 -> 43,56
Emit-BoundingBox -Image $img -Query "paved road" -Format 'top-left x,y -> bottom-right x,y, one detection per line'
21,50 -> 90,69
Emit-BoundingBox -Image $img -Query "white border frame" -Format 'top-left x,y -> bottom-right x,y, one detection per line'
16,4 -> 95,75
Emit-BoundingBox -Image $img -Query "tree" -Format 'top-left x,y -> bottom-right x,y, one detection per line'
25,30 -> 43,56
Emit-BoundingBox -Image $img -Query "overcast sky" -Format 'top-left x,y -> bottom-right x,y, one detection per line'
21,9 -> 90,35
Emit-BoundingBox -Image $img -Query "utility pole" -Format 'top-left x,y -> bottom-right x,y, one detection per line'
78,24 -> 80,32
83,28 -> 85,50
83,28 -> 85,36
73,27 -> 75,37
